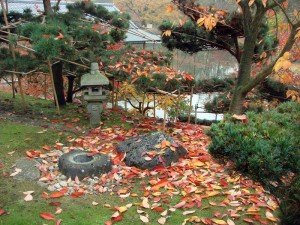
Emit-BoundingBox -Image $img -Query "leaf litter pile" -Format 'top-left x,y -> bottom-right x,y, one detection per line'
8,111 -> 279,224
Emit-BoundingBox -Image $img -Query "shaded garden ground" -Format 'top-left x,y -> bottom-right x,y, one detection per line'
0,92 -> 279,224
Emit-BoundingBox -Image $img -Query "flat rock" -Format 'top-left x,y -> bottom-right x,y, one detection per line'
116,132 -> 187,170
13,157 -> 40,181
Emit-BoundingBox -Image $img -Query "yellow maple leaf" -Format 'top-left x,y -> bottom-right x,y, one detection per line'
248,0 -> 255,6
166,5 -> 175,13
211,218 -> 227,225
266,211 -> 278,222
118,206 -> 128,213
262,0 -> 268,7
260,52 -> 267,59
162,30 -> 172,37
197,17 -> 205,27
282,52 -> 291,60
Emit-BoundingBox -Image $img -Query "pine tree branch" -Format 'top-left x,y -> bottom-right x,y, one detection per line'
170,30 -> 238,60
126,97 -> 140,110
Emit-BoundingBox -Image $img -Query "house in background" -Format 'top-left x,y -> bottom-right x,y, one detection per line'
6,0 -> 161,49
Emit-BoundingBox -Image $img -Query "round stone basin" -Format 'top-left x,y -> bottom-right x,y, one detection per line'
58,150 -> 112,180
73,154 -> 93,163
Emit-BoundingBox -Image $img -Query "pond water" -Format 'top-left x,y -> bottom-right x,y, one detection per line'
113,93 -> 223,121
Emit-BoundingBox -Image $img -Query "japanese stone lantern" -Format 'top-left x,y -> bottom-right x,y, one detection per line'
81,62 -> 109,126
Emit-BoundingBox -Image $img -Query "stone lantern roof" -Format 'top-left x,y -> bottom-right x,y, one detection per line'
81,63 -> 109,87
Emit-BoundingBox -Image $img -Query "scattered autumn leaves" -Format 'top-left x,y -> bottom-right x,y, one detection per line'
0,109 -> 280,224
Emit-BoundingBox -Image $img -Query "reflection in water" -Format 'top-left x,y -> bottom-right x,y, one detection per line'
115,93 -> 223,121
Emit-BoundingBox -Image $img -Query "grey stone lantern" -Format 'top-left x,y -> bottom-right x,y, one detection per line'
81,62 -> 109,126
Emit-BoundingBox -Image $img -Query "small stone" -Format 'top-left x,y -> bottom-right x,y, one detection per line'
49,166 -> 54,171
59,181 -> 67,187
112,186 -> 122,192
54,150 -> 63,156
54,183 -> 61,189
36,158 -> 43,164
13,158 -> 40,181
37,181 -> 48,188
47,185 -> 56,192
60,175 -> 67,180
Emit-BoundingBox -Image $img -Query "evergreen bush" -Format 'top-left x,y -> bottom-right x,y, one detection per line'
207,102 -> 300,225
204,94 -> 231,113
195,77 -> 235,93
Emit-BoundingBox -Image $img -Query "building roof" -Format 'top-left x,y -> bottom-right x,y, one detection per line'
6,0 -> 161,44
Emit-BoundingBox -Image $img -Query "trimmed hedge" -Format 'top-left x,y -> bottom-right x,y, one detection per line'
207,102 -> 300,225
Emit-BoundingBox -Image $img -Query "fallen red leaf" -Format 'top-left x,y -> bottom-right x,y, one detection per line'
42,192 -> 49,199
71,191 -> 84,198
0,209 -> 5,216
171,142 -> 179,147
152,207 -> 165,212
60,187 -> 69,194
259,219 -> 269,224
56,219 -> 62,225
112,214 -> 123,222
105,221 -> 113,225
0,164 -> 3,169
214,210 -> 221,217
25,150 -> 40,158
50,192 -> 64,199
40,212 -> 55,220
42,145 -> 52,151
50,202 -> 62,206
201,218 -> 212,224
243,218 -> 254,223
174,200 -> 186,209
151,179 -> 169,191
220,180 -> 228,187
114,135 -> 125,141
153,165 -> 165,171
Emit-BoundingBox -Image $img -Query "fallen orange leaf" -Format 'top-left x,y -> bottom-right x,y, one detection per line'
50,192 -> 64,199
40,212 -> 55,220
151,179 -> 169,191
211,218 -> 227,225
71,191 -> 84,198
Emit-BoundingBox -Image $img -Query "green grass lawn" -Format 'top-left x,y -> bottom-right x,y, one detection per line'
0,91 -> 279,224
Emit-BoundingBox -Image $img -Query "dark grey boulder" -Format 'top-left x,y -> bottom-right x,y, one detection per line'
13,158 -> 40,181
116,132 -> 187,170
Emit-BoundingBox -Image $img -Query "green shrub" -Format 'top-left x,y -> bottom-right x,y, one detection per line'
207,102 -> 300,225
195,77 -> 235,93
257,78 -> 288,102
204,94 -> 231,113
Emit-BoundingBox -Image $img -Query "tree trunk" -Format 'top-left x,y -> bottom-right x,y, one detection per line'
43,0 -> 53,15
17,75 -> 26,112
228,36 -> 257,114
228,89 -> 246,114
52,61 -> 66,106
66,75 -> 75,103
